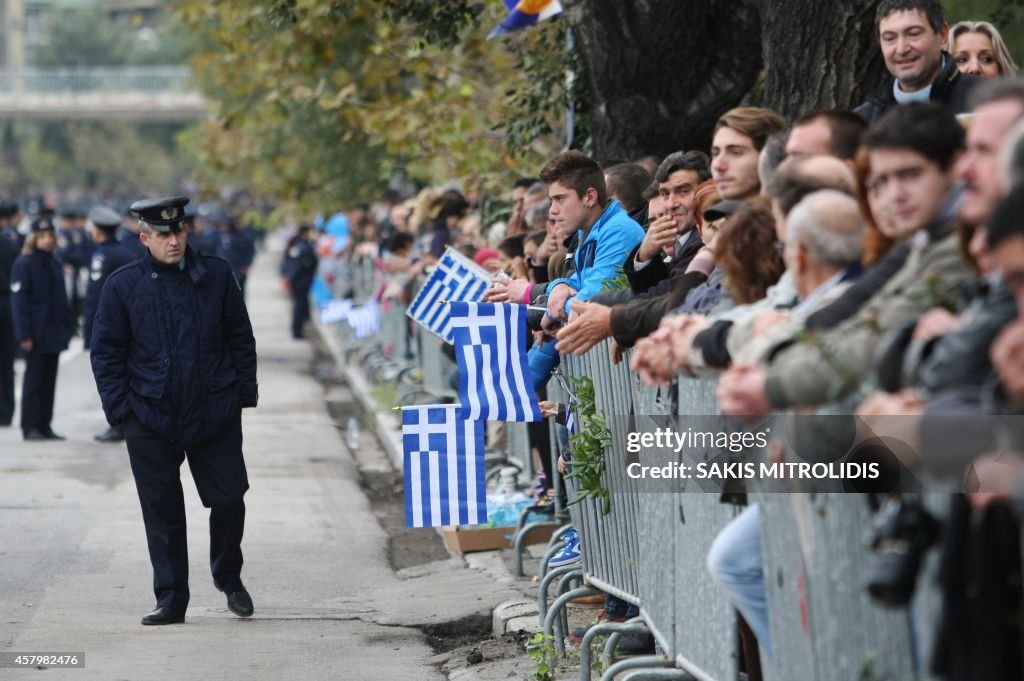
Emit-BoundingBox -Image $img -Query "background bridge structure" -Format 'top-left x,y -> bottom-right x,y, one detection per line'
0,67 -> 206,121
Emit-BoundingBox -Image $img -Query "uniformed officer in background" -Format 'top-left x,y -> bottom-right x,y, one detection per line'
11,218 -> 74,441
0,201 -> 20,426
118,207 -> 146,260
216,214 -> 256,299
0,200 -> 25,248
185,203 -> 221,257
56,203 -> 93,334
282,224 -> 318,339
90,196 -> 258,626
81,206 -> 134,444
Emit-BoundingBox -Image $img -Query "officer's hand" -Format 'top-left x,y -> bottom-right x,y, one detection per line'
20,339 -> 32,352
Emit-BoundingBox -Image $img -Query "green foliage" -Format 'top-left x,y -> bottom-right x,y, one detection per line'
31,5 -> 187,67
566,375 -> 612,515
381,0 -> 484,49
1,121 -> 185,195
945,0 -> 1024,60
496,19 -> 585,157
600,265 -> 630,292
525,629 -> 557,681
172,0 -> 570,209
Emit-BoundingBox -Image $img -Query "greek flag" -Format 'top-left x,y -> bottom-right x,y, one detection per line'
450,301 -> 542,422
319,299 -> 354,324
348,299 -> 380,339
489,0 -> 563,38
407,247 -> 490,343
402,404 -> 487,528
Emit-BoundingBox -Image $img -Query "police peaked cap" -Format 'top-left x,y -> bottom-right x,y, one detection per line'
31,218 -> 56,232
0,200 -> 18,218
89,206 -> 123,232
130,196 -> 191,232
58,201 -> 87,218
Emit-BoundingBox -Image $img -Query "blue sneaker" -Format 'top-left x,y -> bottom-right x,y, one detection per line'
548,528 -> 581,568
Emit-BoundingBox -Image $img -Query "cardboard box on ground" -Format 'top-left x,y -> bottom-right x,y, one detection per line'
442,524 -> 556,553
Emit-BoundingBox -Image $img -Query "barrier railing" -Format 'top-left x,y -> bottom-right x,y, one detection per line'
321,255 -> 958,681
562,346 -> 643,606
0,66 -> 195,94
665,377 -> 739,680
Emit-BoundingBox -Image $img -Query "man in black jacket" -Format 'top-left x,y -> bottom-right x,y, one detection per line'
854,0 -> 979,125
0,201 -> 21,426
91,196 -> 258,626
82,206 -> 135,443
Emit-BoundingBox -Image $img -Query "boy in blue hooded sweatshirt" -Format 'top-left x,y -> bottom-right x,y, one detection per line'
529,151 -> 644,390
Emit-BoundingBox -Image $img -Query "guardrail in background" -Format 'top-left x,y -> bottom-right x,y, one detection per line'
0,67 -> 195,94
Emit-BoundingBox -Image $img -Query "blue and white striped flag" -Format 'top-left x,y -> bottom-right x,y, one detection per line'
407,247 -> 490,344
450,301 -> 542,422
319,299 -> 354,324
402,404 -> 487,528
565,402 -> 577,436
348,299 -> 380,339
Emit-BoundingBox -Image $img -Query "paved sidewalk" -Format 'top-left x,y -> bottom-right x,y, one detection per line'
0,238 -> 518,680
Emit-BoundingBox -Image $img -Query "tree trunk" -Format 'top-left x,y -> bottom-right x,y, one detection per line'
761,0 -> 885,120
562,0 -> 764,161
562,0 -> 889,160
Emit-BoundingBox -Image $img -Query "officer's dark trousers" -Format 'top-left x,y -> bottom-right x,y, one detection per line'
20,351 -> 58,435
291,283 -> 311,339
125,414 -> 248,610
0,296 -> 14,425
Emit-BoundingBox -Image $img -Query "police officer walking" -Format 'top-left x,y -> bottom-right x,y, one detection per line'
11,219 -> 74,441
282,224 -> 318,339
0,201 -> 20,426
81,206 -> 134,443
90,196 -> 258,626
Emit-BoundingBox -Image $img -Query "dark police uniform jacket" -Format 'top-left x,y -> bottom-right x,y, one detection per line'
282,238 -> 317,290
10,250 -> 73,353
90,246 -> 258,446
82,239 -> 135,349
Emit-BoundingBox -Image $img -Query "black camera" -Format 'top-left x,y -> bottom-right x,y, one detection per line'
864,496 -> 940,608
527,294 -> 548,332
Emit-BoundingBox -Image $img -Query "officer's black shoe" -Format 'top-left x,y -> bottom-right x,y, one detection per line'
215,582 -> 254,618
94,425 -> 125,443
141,606 -> 186,626
42,428 -> 66,441
23,429 -> 48,441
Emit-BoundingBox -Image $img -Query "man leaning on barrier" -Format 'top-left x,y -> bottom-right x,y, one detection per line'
90,196 -> 259,626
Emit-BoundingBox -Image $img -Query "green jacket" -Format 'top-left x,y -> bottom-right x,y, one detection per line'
764,219 -> 969,409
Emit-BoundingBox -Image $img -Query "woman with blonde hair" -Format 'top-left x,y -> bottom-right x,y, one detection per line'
947,20 -> 1019,78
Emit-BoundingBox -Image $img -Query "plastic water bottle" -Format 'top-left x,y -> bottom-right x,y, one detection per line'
345,415 -> 360,450
486,467 -> 531,527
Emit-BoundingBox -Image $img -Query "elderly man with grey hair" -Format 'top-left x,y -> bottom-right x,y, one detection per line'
727,189 -> 865,365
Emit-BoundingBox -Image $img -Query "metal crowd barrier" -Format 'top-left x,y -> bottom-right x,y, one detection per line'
542,354 -> 934,681
325,253 -> 952,681
563,345 -> 643,604
756,493 -> 916,681
664,376 -> 739,681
